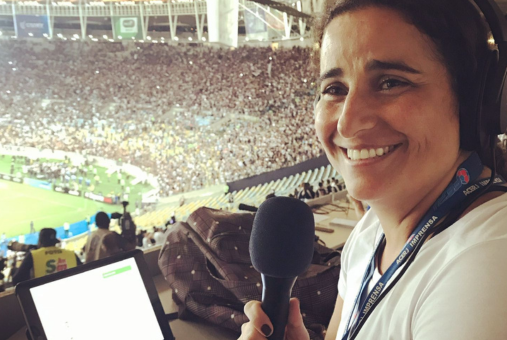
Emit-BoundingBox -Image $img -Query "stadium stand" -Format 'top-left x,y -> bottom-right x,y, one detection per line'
0,40 -> 322,198
131,164 -> 341,230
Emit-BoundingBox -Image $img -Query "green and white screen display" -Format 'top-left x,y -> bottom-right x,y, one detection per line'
30,258 -> 164,340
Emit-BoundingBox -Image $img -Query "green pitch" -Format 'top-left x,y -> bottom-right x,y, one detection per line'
0,155 -> 156,238
0,180 -> 118,238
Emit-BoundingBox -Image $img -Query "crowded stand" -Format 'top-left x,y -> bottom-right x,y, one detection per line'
0,40 -> 323,196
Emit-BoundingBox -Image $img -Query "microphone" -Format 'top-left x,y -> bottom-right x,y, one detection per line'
249,197 -> 315,340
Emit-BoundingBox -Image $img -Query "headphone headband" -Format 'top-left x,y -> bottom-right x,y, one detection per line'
472,0 -> 507,135
474,0 -> 507,43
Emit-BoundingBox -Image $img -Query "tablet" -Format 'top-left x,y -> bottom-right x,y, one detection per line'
16,249 -> 175,340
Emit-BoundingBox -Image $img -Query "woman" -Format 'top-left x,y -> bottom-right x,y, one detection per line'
239,0 -> 507,339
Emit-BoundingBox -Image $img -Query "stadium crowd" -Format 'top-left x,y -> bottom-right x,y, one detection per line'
0,40 -> 322,196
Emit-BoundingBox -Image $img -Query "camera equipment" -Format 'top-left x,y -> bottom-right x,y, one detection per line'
7,241 -> 38,252
119,201 -> 137,245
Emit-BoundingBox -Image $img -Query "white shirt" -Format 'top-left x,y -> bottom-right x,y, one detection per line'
153,231 -> 165,246
336,193 -> 507,340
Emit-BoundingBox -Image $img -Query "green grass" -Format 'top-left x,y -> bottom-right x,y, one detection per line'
0,155 -> 153,199
0,179 -> 120,238
0,155 -> 156,238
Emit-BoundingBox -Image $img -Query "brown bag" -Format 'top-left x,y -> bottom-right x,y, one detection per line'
158,207 -> 341,340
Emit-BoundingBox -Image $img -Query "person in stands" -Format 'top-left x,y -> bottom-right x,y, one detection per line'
84,212 -> 123,263
13,228 -> 81,285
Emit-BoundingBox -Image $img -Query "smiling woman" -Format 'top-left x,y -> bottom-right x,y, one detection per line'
238,1 -> 507,340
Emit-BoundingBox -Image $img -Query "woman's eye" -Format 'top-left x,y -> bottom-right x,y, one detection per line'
322,85 -> 347,96
379,78 -> 408,91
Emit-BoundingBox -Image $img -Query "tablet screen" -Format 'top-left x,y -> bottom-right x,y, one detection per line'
30,257 -> 165,340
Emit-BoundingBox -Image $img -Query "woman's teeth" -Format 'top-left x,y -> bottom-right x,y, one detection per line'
347,146 -> 395,161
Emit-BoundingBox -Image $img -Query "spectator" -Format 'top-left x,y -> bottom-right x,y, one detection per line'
101,233 -> 123,257
297,182 -> 315,200
13,228 -> 81,285
316,182 -> 327,197
153,228 -> 165,246
84,212 -> 122,262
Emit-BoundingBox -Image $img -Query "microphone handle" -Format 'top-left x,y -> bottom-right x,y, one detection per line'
260,275 -> 298,340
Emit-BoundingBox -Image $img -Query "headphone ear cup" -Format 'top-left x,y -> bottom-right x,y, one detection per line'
495,48 -> 507,134
460,50 -> 494,151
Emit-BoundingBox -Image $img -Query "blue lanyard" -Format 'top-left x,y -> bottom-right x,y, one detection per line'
342,152 -> 506,340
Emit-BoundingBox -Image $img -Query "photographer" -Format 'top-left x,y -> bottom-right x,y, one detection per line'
12,228 -> 82,285
84,210 -> 136,263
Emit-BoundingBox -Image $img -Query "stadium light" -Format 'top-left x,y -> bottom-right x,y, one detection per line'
188,37 -> 192,41
300,37 -> 304,41
0,31 -> 2,36
189,61 -> 193,65
173,37 -> 179,41
57,33 -> 63,38
73,34 -> 79,38
12,68 -> 17,71
153,40 -> 158,43
6,90 -> 10,94
108,39 -> 114,42
156,86 -> 160,89
43,33 -> 48,37
240,73 -> 243,77
8,61 -> 12,65
28,33 -> 33,37
102,35 -> 108,39
245,37 -> 249,41
160,37 -> 165,40
147,36 -> 152,40
269,57 -> 272,60
118,35 -> 122,40
91,38 -> 98,42
95,70 -> 99,74
88,34 -> 93,38
201,37 -> 206,42
71,38 -> 76,41
303,79 -> 307,83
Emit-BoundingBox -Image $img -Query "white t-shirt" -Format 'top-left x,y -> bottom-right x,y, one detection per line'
336,193 -> 507,340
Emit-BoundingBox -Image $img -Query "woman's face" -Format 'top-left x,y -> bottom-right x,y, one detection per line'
315,6 -> 462,205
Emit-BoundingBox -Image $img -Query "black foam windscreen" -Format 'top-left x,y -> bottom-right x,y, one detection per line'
249,197 -> 315,278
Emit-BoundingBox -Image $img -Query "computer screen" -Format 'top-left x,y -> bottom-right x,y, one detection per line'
30,257 -> 165,340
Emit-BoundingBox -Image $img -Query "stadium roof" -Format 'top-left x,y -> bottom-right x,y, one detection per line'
248,0 -> 311,19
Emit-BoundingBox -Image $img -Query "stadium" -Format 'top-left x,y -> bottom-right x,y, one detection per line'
1,0 -> 507,339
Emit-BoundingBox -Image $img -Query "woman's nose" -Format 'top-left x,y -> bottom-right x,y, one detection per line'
337,89 -> 378,139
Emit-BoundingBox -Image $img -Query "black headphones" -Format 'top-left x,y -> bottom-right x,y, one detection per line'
469,0 -> 507,150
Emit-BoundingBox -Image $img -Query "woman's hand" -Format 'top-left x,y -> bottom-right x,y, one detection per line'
239,298 -> 310,340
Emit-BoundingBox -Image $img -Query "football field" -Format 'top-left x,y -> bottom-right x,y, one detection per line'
0,180 -> 118,238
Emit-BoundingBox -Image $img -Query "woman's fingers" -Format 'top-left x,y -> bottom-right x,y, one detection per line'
242,300 -> 273,338
287,298 -> 305,328
286,298 -> 310,340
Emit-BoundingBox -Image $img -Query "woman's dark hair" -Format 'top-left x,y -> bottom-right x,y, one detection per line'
313,0 -> 507,177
